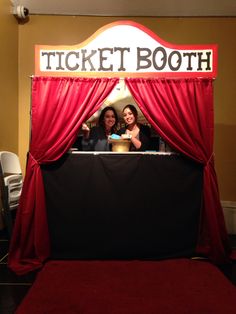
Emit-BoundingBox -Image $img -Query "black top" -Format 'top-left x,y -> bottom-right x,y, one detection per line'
118,124 -> 151,151
82,126 -> 111,151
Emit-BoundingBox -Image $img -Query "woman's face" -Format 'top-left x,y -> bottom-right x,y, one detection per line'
103,110 -> 116,130
123,107 -> 136,126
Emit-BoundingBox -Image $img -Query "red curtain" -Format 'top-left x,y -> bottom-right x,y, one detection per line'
8,76 -> 119,274
125,78 -> 231,263
8,76 -> 233,275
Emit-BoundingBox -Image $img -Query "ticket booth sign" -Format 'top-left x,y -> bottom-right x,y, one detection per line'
35,20 -> 217,78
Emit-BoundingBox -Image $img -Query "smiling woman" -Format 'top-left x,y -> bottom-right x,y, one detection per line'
81,106 -> 119,151
118,104 -> 151,151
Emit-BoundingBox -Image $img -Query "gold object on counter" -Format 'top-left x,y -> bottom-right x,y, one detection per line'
109,139 -> 131,152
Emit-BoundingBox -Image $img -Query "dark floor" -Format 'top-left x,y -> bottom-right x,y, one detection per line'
0,228 -> 236,314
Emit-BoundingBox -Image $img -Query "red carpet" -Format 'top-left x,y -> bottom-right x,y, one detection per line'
16,259 -> 236,314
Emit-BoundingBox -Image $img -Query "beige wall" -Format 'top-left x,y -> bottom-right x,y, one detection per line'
3,15 -> 234,202
0,0 -> 18,153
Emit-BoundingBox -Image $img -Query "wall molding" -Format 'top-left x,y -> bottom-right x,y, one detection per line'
221,201 -> 236,235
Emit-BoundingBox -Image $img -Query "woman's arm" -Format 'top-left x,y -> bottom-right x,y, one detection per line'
139,125 -> 151,151
81,123 -> 90,139
130,134 -> 142,150
82,125 -> 97,151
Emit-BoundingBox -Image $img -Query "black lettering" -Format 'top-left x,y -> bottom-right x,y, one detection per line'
197,52 -> 211,71
65,51 -> 80,71
152,47 -> 167,70
98,48 -> 113,71
137,48 -> 152,70
55,52 -> 65,70
168,51 -> 181,71
41,52 -> 55,70
183,52 -> 197,70
114,47 -> 130,71
81,49 -> 96,71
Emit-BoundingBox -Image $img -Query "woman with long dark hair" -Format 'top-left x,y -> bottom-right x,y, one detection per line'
82,106 -> 119,151
118,104 -> 151,151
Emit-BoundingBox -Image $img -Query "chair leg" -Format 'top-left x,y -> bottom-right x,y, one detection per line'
1,209 -> 13,238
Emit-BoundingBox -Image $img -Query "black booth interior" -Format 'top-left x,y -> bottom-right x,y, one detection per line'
42,152 -> 203,260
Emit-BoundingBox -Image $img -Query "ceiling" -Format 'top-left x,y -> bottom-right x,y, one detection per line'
15,0 -> 236,17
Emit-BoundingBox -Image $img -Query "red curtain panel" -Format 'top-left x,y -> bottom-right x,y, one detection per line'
125,77 -> 231,263
8,76 -> 119,275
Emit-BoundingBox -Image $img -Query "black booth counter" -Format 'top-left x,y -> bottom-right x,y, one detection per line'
41,152 -> 203,260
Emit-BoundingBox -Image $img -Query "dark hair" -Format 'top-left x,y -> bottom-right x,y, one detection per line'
122,104 -> 138,121
98,106 -> 119,133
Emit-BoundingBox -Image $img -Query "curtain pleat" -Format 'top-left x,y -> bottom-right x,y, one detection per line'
8,76 -> 119,274
125,77 -> 231,263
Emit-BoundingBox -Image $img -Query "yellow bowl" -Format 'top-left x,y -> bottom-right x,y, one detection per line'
109,139 -> 131,152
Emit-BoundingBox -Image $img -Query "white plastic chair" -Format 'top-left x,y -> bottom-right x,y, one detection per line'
0,151 -> 23,236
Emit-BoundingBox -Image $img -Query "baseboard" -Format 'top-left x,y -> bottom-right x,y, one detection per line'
221,201 -> 236,235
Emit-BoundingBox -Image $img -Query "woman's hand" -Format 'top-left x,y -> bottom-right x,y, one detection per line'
82,123 -> 90,132
81,123 -> 90,139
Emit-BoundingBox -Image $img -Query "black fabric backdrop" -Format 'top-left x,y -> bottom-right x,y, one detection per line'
41,153 -> 203,260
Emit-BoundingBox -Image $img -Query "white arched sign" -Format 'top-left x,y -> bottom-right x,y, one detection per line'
35,20 -> 217,78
